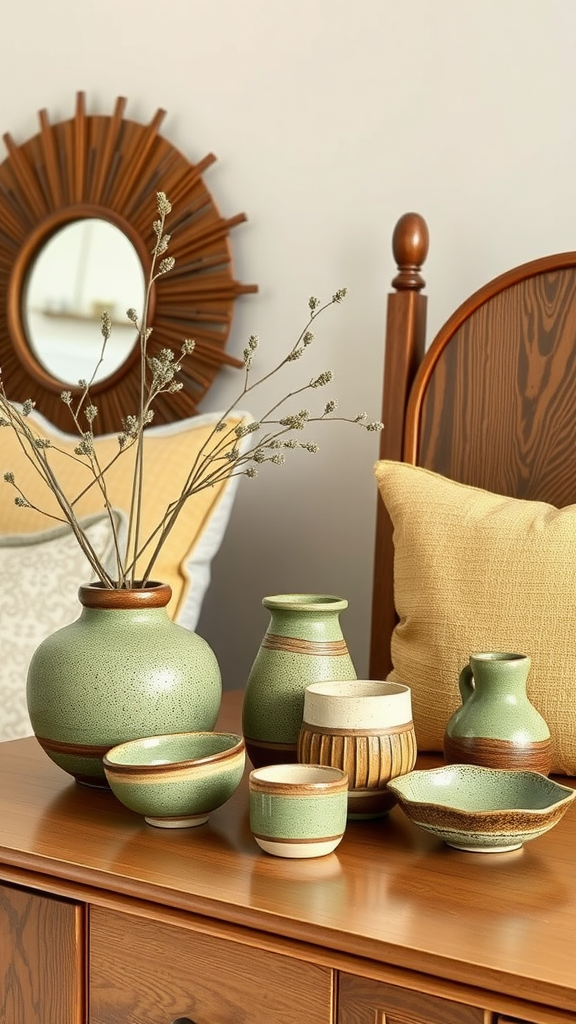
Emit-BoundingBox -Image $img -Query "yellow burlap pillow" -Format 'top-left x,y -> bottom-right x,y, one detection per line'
1,409 -> 246,626
375,459 -> 576,776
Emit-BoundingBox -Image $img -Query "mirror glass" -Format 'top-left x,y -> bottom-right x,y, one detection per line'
24,219 -> 146,386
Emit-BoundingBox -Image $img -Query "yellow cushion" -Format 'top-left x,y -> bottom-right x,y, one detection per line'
1,409 -> 247,625
374,459 -> 576,775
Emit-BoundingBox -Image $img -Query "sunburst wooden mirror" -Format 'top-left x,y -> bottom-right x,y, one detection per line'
0,92 -> 256,433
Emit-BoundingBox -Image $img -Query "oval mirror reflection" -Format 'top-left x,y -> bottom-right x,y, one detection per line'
24,219 -> 146,386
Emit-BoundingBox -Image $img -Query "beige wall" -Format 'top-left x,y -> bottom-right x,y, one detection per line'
2,0 -> 576,686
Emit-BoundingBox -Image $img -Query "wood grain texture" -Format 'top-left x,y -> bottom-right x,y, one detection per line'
496,1018 -> 537,1024
0,694 -> 575,1022
338,973 -> 486,1023
371,223 -> 576,690
411,265 -> 576,505
89,905 -> 333,1024
0,883 -> 83,1024
369,216 -> 428,681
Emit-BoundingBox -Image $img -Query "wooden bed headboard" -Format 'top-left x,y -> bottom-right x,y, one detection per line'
370,212 -> 576,679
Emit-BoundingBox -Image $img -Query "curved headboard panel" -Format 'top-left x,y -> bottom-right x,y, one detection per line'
406,252 -> 576,504
370,214 -> 576,679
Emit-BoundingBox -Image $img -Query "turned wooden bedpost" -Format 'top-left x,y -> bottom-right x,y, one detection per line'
369,213 -> 429,680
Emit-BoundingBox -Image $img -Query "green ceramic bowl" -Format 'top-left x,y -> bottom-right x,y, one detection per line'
387,764 -> 575,853
103,732 -> 245,828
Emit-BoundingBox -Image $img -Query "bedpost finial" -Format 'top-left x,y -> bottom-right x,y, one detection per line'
391,212 -> 429,291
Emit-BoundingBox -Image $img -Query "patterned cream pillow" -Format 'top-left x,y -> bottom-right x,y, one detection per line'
375,459 -> 576,776
0,513 -> 124,740
1,408 -> 248,629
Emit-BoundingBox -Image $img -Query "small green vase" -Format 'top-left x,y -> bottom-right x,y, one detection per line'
27,582 -> 222,786
443,651 -> 552,774
242,594 -> 356,768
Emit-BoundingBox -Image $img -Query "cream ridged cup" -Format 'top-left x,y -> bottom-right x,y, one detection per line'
297,680 -> 417,818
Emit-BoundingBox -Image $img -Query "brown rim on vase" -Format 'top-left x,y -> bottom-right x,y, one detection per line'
78,581 -> 172,609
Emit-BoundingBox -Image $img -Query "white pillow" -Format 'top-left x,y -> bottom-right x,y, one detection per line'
0,512 -> 124,740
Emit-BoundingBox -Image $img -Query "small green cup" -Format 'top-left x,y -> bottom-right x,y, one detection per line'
249,763 -> 348,859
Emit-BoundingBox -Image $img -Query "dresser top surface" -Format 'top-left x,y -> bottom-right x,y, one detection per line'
1,690 -> 575,1011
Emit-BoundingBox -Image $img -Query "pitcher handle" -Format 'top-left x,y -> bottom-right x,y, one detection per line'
458,664 -> 475,705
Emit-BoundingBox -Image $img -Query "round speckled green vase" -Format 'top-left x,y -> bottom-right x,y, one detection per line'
242,594 -> 356,768
26,582 -> 222,787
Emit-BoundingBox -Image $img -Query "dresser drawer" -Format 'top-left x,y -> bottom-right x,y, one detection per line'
89,906 -> 333,1024
338,972 -> 485,1024
0,882 -> 83,1024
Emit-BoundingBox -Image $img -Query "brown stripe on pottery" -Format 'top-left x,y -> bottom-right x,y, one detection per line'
104,751 -> 246,784
245,737 -> 296,750
36,735 -> 110,758
245,738 -> 297,768
261,634 -> 349,656
78,581 -> 172,609
443,735 -> 553,775
300,720 -> 415,737
249,777 -> 349,797
103,741 -> 245,774
398,799 -> 569,834
251,832 -> 344,844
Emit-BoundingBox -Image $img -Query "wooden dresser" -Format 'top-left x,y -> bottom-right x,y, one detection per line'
1,691 -> 575,1024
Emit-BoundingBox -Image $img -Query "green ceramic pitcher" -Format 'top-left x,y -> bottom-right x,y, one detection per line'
443,651 -> 552,775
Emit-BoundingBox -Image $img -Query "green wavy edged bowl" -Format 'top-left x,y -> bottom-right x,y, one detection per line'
387,764 -> 575,853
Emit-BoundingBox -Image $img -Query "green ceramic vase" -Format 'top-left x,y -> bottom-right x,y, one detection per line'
443,651 -> 552,775
242,594 -> 356,768
26,582 -> 222,786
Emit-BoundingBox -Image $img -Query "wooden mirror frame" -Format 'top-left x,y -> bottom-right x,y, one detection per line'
0,92 -> 257,434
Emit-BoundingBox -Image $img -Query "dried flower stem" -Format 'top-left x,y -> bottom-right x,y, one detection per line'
0,394 -> 116,584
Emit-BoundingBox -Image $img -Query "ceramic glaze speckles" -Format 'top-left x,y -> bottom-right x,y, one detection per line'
388,764 -> 575,853
103,731 -> 245,827
27,583 -> 222,786
443,652 -> 552,775
242,594 -> 356,768
298,680 -> 417,818
249,763 -> 348,858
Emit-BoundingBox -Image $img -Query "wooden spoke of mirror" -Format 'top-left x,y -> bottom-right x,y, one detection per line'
0,92 -> 257,434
